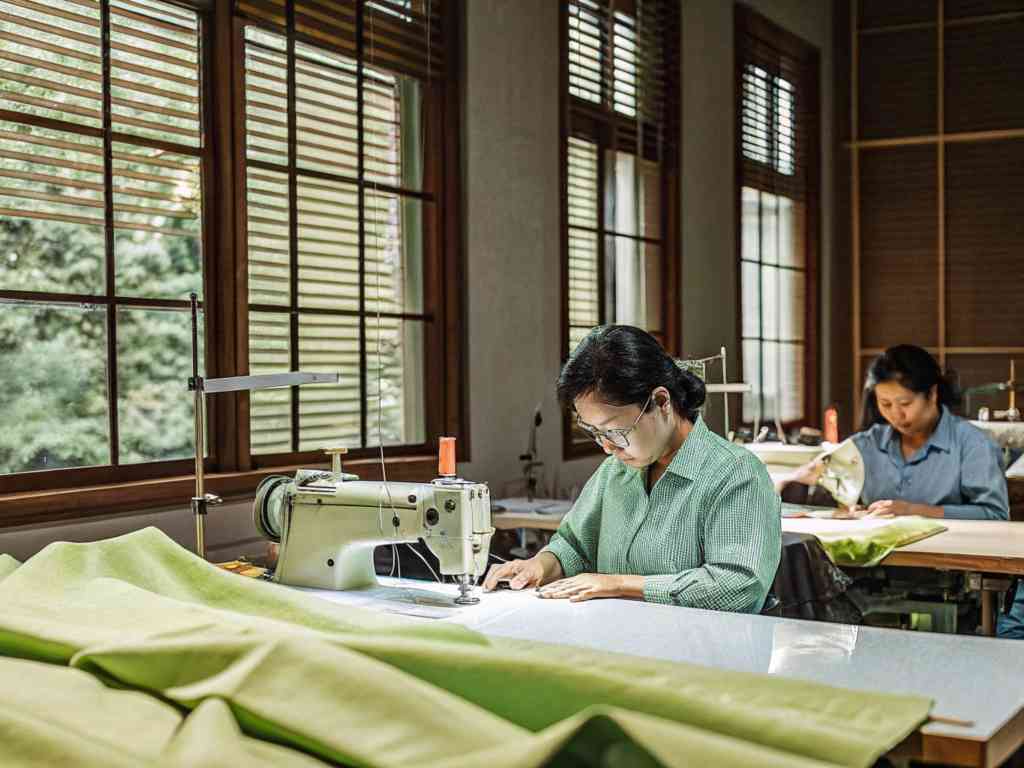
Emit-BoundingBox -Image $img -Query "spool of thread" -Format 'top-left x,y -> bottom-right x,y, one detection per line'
824,405 -> 839,444
438,436 -> 457,477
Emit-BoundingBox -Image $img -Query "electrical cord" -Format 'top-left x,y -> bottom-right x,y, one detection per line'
404,542 -> 442,583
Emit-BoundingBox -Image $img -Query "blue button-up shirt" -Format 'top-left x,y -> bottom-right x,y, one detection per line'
851,406 -> 1008,520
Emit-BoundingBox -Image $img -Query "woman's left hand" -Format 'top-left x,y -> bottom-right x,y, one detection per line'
865,499 -> 941,518
535,573 -> 623,602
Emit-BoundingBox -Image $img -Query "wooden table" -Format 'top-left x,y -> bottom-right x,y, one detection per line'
493,510 -> 562,531
781,519 -> 1024,574
495,510 -> 1024,635
782,519 -> 1024,635
496,514 -> 1024,571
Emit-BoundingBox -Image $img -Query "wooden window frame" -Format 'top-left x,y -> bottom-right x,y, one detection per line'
734,3 -> 820,431
560,0 -> 681,461
0,0 -> 212,492
0,0 -> 467,524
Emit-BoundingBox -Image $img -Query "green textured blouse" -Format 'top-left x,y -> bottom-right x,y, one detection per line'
543,416 -> 781,613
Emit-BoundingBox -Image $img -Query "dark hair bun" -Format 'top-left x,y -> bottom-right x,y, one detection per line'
674,363 -> 707,412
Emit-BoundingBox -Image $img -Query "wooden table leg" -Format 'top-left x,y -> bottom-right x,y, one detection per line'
982,589 -> 995,636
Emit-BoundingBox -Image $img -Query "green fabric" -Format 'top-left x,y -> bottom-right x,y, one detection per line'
0,527 -> 931,768
544,416 -> 782,612
812,518 -> 948,567
0,553 -> 20,582
0,656 -> 328,767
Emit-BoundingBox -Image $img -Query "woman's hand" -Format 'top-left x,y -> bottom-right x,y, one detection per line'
775,459 -> 825,493
790,459 -> 825,487
831,505 -> 867,519
830,500 -> 943,519
483,552 -> 562,591
535,573 -> 624,602
865,499 -> 943,518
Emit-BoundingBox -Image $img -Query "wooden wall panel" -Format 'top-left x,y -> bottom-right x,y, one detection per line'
944,0 -> 1024,18
859,30 -> 937,139
945,18 -> 1024,133
858,0 -> 935,28
945,139 -> 1024,347
859,146 -> 939,349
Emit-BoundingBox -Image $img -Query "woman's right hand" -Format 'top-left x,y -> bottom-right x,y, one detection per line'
483,556 -> 547,592
787,459 -> 825,487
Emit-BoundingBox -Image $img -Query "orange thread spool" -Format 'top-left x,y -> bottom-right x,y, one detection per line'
824,405 -> 839,444
438,436 -> 457,477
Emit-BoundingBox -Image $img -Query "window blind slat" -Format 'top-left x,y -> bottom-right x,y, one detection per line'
566,136 -> 600,353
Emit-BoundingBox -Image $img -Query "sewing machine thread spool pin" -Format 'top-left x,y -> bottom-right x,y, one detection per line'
323,446 -> 348,474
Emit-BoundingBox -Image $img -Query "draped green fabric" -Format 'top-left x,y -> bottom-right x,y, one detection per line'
810,518 -> 947,567
0,553 -> 20,582
0,528 -> 931,768
0,657 -> 325,768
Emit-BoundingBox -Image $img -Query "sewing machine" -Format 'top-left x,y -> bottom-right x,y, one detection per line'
252,443 -> 494,605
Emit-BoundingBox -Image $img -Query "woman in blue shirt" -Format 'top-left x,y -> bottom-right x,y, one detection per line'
781,345 -> 1018,636
783,345 -> 1008,520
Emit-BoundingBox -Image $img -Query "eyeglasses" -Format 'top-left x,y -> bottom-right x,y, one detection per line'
575,392 -> 654,449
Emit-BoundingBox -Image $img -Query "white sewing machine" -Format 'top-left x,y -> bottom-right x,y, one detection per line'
252,443 -> 494,605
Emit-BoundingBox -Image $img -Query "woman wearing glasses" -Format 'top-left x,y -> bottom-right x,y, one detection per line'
483,325 -> 781,613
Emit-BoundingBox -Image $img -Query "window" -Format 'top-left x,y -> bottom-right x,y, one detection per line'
736,5 -> 819,427
0,0 -> 205,480
0,0 -> 464,505
562,0 -> 679,457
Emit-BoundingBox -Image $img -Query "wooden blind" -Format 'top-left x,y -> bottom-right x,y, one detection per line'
236,0 -> 443,81
241,1 -> 436,459
0,0 -> 105,238
567,0 -> 673,158
0,0 -> 205,481
567,0 -> 602,104
0,0 -> 202,256
739,38 -> 810,202
566,136 -> 600,354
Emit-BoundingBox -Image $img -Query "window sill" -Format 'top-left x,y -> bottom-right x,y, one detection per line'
0,454 -> 439,529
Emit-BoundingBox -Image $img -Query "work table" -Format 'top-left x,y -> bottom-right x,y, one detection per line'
298,576 -> 1024,767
